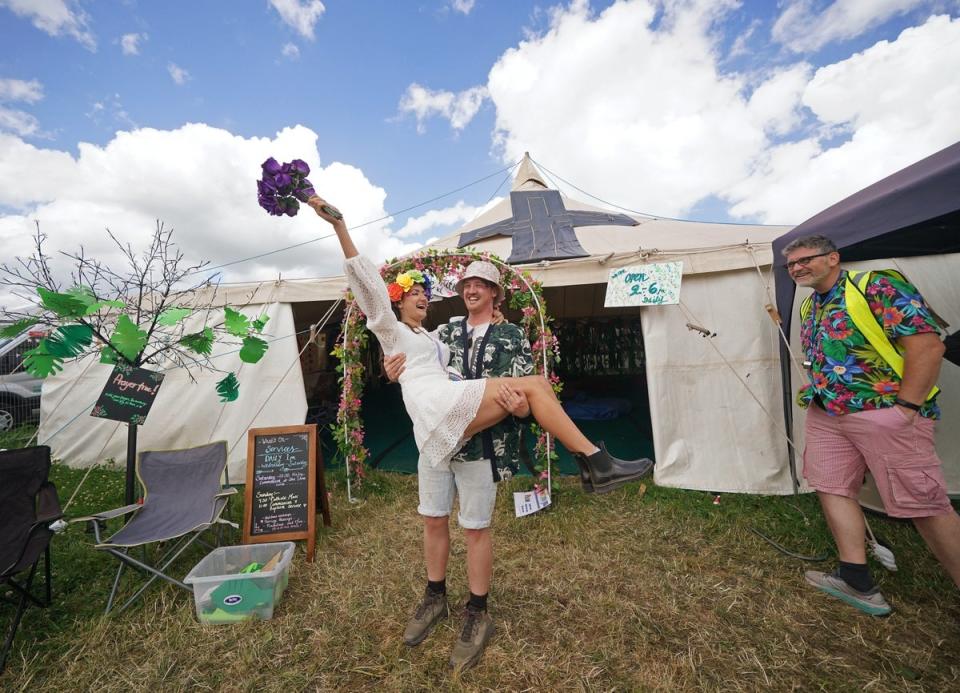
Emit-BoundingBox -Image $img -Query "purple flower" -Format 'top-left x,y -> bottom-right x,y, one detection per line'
261,157 -> 282,175
290,159 -> 310,175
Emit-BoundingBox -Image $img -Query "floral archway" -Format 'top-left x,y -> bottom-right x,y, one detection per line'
332,248 -> 563,497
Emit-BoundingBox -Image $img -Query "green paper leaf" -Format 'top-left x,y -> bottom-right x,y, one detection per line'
65,285 -> 97,307
239,335 -> 268,364
216,372 -> 239,402
0,318 -> 36,338
100,346 -> 119,365
83,299 -> 126,316
44,324 -> 94,358
23,342 -> 63,378
37,287 -> 87,319
251,313 -> 270,332
157,307 -> 192,326
223,307 -> 249,337
109,314 -> 148,362
180,327 -> 214,355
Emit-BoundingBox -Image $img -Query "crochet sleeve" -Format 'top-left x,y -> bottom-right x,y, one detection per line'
344,255 -> 398,352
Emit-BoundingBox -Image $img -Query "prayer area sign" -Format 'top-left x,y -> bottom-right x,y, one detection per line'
604,261 -> 683,307
90,365 -> 165,425
243,424 -> 318,562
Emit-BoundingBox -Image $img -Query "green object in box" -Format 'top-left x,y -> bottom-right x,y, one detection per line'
206,562 -> 273,614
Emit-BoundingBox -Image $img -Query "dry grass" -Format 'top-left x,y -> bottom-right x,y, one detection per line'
4,469 -> 960,692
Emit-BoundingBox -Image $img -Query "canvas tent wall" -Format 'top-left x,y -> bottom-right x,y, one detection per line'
772,141 -> 960,498
420,156 -> 795,493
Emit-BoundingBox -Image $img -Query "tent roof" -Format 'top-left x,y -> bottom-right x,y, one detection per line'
196,155 -> 791,304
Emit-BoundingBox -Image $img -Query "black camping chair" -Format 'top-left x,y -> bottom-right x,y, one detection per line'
1,446 -> 62,674
74,441 -> 236,614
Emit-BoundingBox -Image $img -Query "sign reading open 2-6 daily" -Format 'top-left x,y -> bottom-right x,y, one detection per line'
90,365 -> 165,425
604,261 -> 683,307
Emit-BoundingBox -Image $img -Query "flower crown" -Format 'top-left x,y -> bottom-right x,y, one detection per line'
387,269 -> 432,303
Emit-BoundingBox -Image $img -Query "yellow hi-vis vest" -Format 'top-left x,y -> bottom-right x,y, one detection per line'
800,269 -> 940,403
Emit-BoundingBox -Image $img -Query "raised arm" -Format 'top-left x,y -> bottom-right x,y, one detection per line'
307,196 -> 398,350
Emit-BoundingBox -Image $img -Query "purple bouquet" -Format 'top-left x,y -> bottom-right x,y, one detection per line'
257,157 -> 316,217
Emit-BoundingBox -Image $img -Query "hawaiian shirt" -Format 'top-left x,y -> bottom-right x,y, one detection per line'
798,269 -> 941,418
436,318 -> 534,475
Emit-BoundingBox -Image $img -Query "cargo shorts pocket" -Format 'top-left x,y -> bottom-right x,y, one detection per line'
884,453 -> 947,510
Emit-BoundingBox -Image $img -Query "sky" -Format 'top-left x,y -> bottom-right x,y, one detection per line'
1,0 -> 959,309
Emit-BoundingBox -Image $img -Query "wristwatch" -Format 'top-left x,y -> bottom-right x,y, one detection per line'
894,397 -> 922,412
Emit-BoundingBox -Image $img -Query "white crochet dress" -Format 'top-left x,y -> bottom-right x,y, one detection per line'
345,256 -> 486,466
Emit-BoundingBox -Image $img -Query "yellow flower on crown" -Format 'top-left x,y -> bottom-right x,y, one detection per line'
396,272 -> 415,291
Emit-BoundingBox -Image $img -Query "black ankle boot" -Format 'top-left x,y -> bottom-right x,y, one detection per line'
574,441 -> 653,494
572,456 -> 595,493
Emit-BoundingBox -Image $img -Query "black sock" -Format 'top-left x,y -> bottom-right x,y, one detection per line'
838,561 -> 874,592
467,592 -> 488,612
427,579 -> 446,595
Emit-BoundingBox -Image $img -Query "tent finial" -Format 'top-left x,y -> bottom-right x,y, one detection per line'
513,152 -> 549,191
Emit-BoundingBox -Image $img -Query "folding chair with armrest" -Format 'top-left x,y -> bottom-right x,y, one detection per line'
74,441 -> 237,614
1,445 -> 62,674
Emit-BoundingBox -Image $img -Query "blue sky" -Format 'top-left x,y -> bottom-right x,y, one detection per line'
1,0 -> 959,299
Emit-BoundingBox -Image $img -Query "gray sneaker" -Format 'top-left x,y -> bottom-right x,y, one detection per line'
804,570 -> 892,616
403,589 -> 448,646
449,606 -> 494,671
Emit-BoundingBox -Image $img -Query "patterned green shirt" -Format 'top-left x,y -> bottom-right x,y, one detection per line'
437,318 -> 535,473
798,269 -> 941,418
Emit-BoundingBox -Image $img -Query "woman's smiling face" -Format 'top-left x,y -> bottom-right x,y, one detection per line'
397,284 -> 429,324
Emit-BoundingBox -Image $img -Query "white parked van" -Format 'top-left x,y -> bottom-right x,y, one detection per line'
0,327 -> 44,432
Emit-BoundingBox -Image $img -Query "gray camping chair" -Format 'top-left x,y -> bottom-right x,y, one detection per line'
75,441 -> 237,614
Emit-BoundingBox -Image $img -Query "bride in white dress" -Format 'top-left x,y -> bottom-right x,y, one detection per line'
309,196 -> 652,492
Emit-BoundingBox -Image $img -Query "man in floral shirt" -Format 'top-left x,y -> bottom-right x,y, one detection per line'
785,235 -> 960,616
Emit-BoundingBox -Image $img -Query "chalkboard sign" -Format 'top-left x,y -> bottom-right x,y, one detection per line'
90,365 -> 165,425
243,424 -> 317,561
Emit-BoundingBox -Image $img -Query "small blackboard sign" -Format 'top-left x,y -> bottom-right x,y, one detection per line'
90,365 -> 165,425
243,424 -> 316,561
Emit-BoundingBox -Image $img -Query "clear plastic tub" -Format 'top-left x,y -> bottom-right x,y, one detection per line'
184,542 -> 295,624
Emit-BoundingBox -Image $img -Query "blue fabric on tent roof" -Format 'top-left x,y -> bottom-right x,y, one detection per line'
458,190 -> 638,263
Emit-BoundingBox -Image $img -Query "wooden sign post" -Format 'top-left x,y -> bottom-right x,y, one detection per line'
243,424 -> 317,561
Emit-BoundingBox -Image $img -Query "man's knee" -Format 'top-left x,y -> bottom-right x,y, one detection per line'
463,527 -> 490,543
423,515 -> 449,532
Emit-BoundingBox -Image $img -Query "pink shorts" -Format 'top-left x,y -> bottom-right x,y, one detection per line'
803,405 -> 952,518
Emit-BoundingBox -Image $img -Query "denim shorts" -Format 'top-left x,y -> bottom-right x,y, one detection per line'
417,456 -> 497,529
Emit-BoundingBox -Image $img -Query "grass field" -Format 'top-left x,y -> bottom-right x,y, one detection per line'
2,451 -> 959,691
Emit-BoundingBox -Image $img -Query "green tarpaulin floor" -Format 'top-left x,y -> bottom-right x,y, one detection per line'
355,383 -> 655,476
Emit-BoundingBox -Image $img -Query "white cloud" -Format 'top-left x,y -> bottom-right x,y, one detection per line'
772,0 -> 927,53
746,63 -> 812,135
281,42 -> 300,60
167,63 -> 191,86
0,124 -> 418,310
269,0 -> 326,40
0,78 -> 44,138
0,0 -> 96,50
395,200 -> 493,239
0,78 -> 44,103
451,0 -> 477,15
120,32 -> 146,56
398,83 -> 488,133
727,14 -> 960,222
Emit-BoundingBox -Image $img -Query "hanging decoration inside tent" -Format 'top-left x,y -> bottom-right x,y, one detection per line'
553,318 -> 645,377
333,248 -> 562,488
458,190 -> 638,263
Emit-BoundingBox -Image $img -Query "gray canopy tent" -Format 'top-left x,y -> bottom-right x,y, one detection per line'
772,140 -> 960,492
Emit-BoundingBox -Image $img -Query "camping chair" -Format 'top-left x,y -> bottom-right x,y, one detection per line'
75,441 -> 237,614
1,446 -> 62,674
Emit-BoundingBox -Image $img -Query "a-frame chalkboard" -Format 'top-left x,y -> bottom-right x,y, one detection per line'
243,424 -> 318,561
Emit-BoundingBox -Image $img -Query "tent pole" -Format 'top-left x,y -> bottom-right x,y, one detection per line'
125,423 -> 138,504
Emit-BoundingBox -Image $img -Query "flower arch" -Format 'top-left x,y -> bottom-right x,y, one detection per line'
332,248 -> 563,499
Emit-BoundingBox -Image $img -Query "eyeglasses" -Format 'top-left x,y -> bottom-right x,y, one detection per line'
785,252 -> 832,270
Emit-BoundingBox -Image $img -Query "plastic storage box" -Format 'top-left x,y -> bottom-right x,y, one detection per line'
184,542 -> 295,624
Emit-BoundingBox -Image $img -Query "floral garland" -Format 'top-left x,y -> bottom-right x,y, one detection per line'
332,247 -> 562,489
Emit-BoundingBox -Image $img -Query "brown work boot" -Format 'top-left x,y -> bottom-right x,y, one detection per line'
403,588 -> 448,646
449,606 -> 494,671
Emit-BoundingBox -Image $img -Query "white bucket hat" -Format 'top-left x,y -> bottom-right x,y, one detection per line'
455,260 -> 504,305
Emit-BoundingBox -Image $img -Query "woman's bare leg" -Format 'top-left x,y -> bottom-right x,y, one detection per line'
463,376 -> 594,454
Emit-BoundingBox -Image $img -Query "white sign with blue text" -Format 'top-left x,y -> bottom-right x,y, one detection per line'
604,261 -> 683,307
